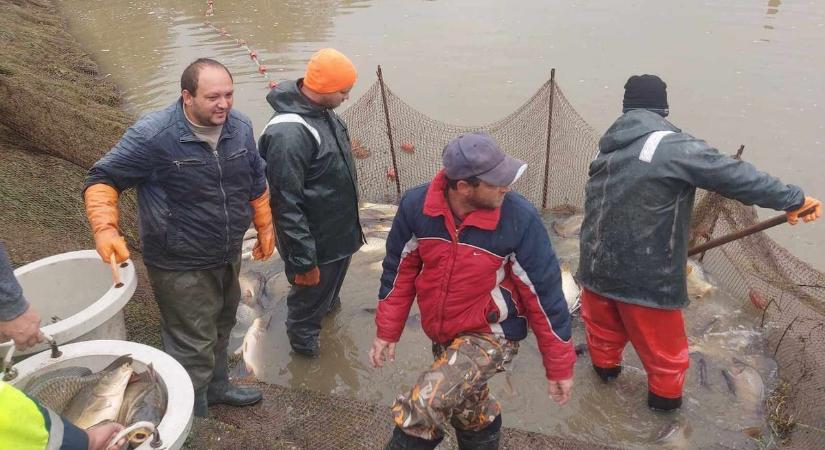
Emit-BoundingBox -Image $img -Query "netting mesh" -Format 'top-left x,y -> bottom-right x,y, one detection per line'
340,73 -> 598,209
2,0 -> 824,443
342,72 -> 825,448
690,193 -> 825,447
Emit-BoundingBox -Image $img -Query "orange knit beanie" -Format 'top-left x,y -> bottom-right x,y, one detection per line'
303,48 -> 357,94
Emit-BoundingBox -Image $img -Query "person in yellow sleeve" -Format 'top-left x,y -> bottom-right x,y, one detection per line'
82,58 -> 275,417
0,381 -> 126,450
1,243 -> 126,450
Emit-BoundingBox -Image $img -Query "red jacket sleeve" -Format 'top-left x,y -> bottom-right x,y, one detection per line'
509,217 -> 575,381
375,194 -> 422,342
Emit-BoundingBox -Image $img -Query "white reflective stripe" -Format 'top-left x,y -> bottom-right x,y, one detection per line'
262,113 -> 321,146
45,409 -> 64,450
510,257 -> 567,342
639,130 -> 674,163
379,235 -> 419,301
489,258 -> 509,322
489,323 -> 504,338
400,235 -> 419,259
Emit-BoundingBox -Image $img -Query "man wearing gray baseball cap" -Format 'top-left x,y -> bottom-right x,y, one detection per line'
370,133 -> 575,449
442,132 -> 528,188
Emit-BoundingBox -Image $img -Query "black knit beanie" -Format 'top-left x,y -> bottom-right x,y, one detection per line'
623,74 -> 668,111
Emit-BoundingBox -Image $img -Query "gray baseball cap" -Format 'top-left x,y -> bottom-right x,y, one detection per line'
442,133 -> 527,187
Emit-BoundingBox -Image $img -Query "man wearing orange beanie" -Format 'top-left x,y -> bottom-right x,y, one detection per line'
259,48 -> 364,356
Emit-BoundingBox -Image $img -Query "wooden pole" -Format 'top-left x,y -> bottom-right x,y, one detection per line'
688,205 -> 817,256
109,254 -> 123,288
376,65 -> 402,200
541,68 -> 556,209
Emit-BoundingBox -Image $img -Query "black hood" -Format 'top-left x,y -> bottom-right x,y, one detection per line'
265,79 -> 325,117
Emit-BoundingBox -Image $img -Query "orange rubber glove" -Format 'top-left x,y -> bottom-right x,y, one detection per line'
84,184 -> 130,263
294,267 -> 320,286
250,187 -> 276,261
786,196 -> 822,225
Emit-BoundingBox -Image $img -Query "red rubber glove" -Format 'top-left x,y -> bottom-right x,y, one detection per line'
250,188 -> 276,261
84,184 -> 130,263
786,196 -> 822,225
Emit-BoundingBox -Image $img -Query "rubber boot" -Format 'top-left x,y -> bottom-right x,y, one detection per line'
207,352 -> 262,407
648,391 -> 682,412
384,426 -> 442,450
455,415 -> 502,450
193,388 -> 209,417
593,364 -> 622,382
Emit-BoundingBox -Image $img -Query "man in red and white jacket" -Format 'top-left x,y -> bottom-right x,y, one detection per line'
369,133 -> 576,450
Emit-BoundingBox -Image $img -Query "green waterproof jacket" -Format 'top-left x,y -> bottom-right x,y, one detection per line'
258,79 -> 364,276
577,109 -> 804,310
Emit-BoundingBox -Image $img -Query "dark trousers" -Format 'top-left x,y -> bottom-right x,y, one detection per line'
147,257 -> 241,391
286,256 -> 351,355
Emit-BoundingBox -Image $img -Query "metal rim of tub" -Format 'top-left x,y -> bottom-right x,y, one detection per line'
10,339 -> 193,450
0,250 -> 137,354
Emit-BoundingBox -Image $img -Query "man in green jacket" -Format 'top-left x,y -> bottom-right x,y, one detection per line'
577,74 -> 821,411
258,48 -> 364,357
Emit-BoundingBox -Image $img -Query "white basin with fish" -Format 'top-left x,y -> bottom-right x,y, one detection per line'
8,340 -> 193,450
0,250 -> 136,356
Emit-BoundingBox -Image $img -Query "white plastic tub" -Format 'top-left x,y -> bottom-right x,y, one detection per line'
0,250 -> 136,356
9,340 -> 193,450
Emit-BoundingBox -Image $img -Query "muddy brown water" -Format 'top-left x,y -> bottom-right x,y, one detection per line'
57,0 -> 824,270
226,204 -> 776,449
53,0 -> 817,446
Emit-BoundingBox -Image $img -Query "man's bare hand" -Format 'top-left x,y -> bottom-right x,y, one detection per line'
548,378 -> 574,406
86,421 -> 126,450
0,306 -> 44,350
369,337 -> 396,368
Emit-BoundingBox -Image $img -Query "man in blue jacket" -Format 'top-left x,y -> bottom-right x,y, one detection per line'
83,59 -> 276,416
577,74 -> 821,411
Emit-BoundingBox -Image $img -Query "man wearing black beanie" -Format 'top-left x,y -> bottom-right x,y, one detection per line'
576,74 -> 822,411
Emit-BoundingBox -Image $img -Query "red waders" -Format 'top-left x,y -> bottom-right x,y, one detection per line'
580,288 -> 689,409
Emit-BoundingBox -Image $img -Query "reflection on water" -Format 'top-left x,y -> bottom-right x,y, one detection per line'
763,0 -> 781,32
57,0 -> 824,269
55,0 -> 822,445
55,0 -> 373,121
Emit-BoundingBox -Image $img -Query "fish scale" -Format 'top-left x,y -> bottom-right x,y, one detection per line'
26,369 -> 103,414
62,355 -> 134,429
118,366 -> 167,446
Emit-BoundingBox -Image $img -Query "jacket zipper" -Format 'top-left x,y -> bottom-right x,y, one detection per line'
213,149 -> 230,258
438,219 -> 462,343
173,158 -> 203,171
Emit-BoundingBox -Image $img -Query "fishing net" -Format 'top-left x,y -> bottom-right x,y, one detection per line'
2,0 -> 824,447
190,383 -> 618,450
689,193 -> 825,448
340,70 -> 597,209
